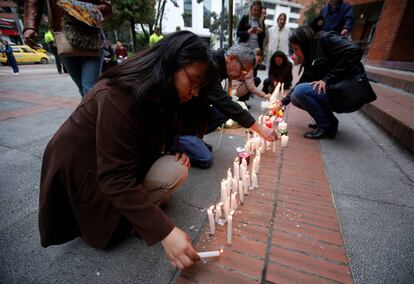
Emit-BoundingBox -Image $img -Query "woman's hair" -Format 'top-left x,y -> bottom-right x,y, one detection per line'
225,43 -> 256,67
289,26 -> 315,71
101,31 -> 215,104
248,0 -> 264,28
268,51 -> 289,78
277,13 -> 287,22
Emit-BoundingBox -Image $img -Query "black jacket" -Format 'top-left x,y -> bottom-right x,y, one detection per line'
180,50 -> 255,136
237,15 -> 266,51
282,31 -> 362,105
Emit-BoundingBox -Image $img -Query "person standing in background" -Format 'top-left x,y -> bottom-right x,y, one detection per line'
266,13 -> 289,65
1,40 -> 19,75
44,30 -> 67,74
149,26 -> 164,47
320,0 -> 355,38
236,1 -> 266,52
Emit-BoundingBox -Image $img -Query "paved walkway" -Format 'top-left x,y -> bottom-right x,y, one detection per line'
178,106 -> 352,283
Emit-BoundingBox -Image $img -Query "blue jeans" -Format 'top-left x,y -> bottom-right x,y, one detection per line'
62,53 -> 103,97
7,55 -> 19,73
178,135 -> 213,168
290,83 -> 337,130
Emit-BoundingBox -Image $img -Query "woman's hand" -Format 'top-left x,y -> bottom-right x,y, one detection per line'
175,152 -> 191,168
310,80 -> 326,94
161,227 -> 200,270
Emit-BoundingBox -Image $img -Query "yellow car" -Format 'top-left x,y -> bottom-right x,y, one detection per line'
0,45 -> 51,65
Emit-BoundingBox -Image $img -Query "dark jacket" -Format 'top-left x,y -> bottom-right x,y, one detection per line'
180,50 -> 256,136
236,15 -> 266,51
39,79 -> 178,249
282,31 -> 362,105
24,0 -> 112,33
320,1 -> 354,33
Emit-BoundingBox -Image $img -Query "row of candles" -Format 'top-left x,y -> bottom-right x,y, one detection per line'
199,82 -> 290,259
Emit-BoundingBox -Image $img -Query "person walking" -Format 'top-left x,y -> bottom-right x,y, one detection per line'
2,40 -> 19,75
44,29 -> 66,74
38,31 -> 217,270
24,0 -> 112,97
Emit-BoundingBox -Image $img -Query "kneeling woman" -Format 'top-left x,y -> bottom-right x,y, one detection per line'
281,26 -> 364,139
262,51 -> 293,93
39,31 -> 215,270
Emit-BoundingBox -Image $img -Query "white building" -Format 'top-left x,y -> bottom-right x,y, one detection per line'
261,0 -> 303,31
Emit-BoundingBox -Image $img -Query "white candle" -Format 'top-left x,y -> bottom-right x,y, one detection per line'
231,192 -> 238,210
255,155 -> 260,173
215,202 -> 223,223
227,168 -> 232,180
198,250 -> 221,258
232,178 -> 238,194
272,140 -> 276,152
244,172 -> 250,195
227,210 -> 234,245
245,140 -> 251,154
238,180 -> 244,204
252,171 -> 258,189
221,180 -> 227,203
278,121 -> 287,131
207,206 -> 215,235
233,158 -> 240,180
281,135 -> 289,147
224,198 -> 230,221
240,163 -> 246,180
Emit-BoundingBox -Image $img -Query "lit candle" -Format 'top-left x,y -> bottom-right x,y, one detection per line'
227,210 -> 234,245
198,250 -> 221,258
207,206 -> 215,235
281,135 -> 289,147
238,180 -> 244,204
278,121 -> 287,131
231,192 -> 238,210
233,158 -> 239,180
215,202 -> 223,223
251,171 -> 258,189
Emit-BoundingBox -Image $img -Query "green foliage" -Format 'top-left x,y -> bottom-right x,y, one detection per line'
303,0 -> 325,25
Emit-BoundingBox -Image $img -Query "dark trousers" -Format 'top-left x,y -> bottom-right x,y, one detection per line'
50,45 -> 66,73
6,55 -> 19,73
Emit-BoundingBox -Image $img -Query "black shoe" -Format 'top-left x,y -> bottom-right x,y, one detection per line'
203,141 -> 213,152
308,123 -> 318,129
304,128 -> 336,139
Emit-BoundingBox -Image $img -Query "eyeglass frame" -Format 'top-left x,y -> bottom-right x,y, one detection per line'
182,67 -> 203,93
234,56 -> 249,76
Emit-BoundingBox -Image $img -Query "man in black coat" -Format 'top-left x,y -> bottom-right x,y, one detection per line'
177,44 -> 276,168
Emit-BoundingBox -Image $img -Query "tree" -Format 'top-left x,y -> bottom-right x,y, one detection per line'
303,0 -> 325,25
107,0 -> 155,52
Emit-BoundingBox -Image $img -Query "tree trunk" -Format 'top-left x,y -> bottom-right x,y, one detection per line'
159,0 -> 167,32
129,19 -> 137,53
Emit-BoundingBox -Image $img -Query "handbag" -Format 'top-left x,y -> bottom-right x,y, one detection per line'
327,72 -> 377,113
54,31 -> 100,57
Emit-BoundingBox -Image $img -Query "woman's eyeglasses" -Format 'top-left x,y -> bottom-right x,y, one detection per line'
183,67 -> 203,92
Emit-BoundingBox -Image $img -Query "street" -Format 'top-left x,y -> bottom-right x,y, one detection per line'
0,64 -> 413,283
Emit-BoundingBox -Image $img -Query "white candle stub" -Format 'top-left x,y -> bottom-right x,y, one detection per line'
197,250 -> 221,259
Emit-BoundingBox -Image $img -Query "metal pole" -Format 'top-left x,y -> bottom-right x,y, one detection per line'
228,0 -> 233,48
220,0 -> 225,49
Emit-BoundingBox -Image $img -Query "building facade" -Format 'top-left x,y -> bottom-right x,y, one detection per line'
0,0 -> 23,44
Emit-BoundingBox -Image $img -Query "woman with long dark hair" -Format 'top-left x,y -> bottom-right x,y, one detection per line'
281,26 -> 371,139
262,50 -> 293,93
38,31 -> 216,270
236,0 -> 266,51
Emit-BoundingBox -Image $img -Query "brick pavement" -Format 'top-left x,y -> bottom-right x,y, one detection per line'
177,106 -> 353,283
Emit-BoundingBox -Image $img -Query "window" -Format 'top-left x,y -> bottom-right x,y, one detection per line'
183,0 -> 192,28
203,0 -> 211,29
291,7 -> 300,14
288,17 -> 298,24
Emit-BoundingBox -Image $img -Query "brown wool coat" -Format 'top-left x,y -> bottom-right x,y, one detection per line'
39,79 -> 176,249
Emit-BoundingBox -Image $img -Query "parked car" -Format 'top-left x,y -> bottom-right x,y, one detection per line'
0,45 -> 50,65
